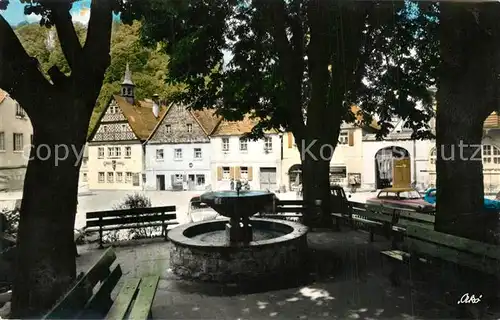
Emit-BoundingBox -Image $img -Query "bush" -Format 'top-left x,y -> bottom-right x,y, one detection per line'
0,208 -> 19,236
107,193 -> 160,242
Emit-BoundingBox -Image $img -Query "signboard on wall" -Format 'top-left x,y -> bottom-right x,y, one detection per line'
393,159 -> 411,188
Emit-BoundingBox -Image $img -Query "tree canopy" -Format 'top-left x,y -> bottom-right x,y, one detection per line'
13,20 -> 182,134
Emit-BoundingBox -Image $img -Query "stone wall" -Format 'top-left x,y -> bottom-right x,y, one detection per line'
170,234 -> 308,283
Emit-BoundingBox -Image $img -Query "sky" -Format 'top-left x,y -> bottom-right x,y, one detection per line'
1,0 -> 96,26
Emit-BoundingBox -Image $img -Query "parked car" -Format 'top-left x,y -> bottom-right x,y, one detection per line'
367,187 -> 435,213
423,188 -> 500,210
187,196 -> 221,222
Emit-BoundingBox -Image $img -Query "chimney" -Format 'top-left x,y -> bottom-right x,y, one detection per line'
152,94 -> 160,118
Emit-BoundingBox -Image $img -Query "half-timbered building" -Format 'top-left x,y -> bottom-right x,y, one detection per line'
144,105 -> 221,191
87,65 -> 166,190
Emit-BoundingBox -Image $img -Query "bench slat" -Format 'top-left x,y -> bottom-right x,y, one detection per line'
43,248 -> 116,319
407,226 -> 500,260
128,276 -> 160,320
79,265 -> 123,318
406,238 -> 500,276
105,278 -> 141,320
399,211 -> 435,223
396,219 -> 433,230
362,211 -> 392,223
86,214 -> 177,227
87,206 -> 176,219
86,221 -> 178,233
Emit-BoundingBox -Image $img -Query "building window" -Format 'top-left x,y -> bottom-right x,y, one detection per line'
15,103 -> 25,117
339,131 -> 349,145
107,147 -> 115,158
222,138 -> 229,151
175,174 -> 184,182
107,172 -> 114,183
13,133 -> 23,151
264,137 -> 272,151
187,124 -> 193,133
222,167 -> 231,180
125,172 -> 133,183
0,132 -> 4,151
103,125 -> 108,132
483,145 -> 500,164
121,124 -> 127,131
115,147 -> 121,158
156,149 -> 164,160
116,172 -> 123,183
194,148 -> 202,159
98,172 -> 105,183
430,148 -> 436,165
239,138 -> 248,151
30,134 -> 33,145
196,174 -> 205,185
240,166 -> 248,179
177,105 -> 183,112
174,148 -> 182,160
165,125 -> 171,133
98,147 -> 104,159
82,173 -> 87,182
125,146 -> 131,158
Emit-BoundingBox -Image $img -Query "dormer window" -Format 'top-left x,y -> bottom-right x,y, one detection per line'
187,124 -> 193,133
15,103 -> 25,117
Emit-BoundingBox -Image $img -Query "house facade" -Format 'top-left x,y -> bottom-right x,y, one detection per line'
144,105 -> 220,191
210,116 -> 282,191
281,106 -> 378,191
0,89 -> 33,192
86,65 -> 166,191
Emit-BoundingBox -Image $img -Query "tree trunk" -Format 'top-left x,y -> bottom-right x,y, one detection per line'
299,137 -> 334,228
11,102 -> 89,318
435,3 -> 500,242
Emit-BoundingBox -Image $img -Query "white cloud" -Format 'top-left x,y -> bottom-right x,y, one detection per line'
72,8 -> 90,25
23,8 -> 90,25
24,13 -> 41,23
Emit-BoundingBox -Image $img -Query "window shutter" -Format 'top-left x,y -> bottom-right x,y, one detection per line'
235,167 -> 241,179
230,167 -> 235,179
348,131 -> 354,146
248,167 -> 253,181
287,132 -> 293,148
217,167 -> 222,181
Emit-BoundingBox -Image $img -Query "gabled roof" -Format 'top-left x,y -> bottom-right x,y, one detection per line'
146,105 -> 222,142
0,89 -> 8,104
211,114 -> 277,136
88,95 -> 168,141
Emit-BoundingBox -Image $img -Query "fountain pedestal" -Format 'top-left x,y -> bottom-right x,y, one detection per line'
226,216 -> 252,243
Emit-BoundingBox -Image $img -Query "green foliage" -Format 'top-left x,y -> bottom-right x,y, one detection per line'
124,0 -> 438,140
114,193 -> 152,209
13,20 -> 181,136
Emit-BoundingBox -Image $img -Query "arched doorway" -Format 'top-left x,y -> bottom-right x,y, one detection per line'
374,146 -> 411,189
288,164 -> 302,191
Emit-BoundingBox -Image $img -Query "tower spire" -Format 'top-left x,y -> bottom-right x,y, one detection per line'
120,63 -> 135,104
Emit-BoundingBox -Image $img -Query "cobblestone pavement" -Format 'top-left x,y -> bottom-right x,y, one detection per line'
76,229 -> 464,320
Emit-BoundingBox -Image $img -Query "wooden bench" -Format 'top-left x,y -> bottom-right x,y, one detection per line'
86,206 -> 178,248
43,247 -> 159,319
381,226 -> 500,296
352,203 -> 397,242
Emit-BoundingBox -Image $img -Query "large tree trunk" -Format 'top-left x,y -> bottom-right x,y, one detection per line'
298,136 -> 334,228
436,3 -> 500,242
11,100 -> 90,318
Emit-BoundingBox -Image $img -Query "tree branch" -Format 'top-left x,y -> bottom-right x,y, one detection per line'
43,2 -> 82,70
0,14 -> 52,119
254,0 -> 305,136
81,0 -> 113,104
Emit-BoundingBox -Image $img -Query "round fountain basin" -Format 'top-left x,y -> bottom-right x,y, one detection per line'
167,218 -> 309,283
199,191 -> 275,219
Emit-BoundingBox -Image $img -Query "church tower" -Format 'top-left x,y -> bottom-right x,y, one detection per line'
121,63 -> 135,104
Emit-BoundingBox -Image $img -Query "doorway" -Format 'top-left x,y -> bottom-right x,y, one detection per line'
374,146 -> 410,189
188,174 -> 195,191
156,175 -> 165,190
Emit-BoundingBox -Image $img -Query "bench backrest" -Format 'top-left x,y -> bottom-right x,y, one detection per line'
363,204 -> 395,223
43,247 -> 120,319
274,200 -> 320,213
405,226 -> 500,274
396,209 -> 434,229
86,206 -> 176,227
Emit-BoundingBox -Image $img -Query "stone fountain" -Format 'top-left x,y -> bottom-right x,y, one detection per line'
167,186 -> 309,284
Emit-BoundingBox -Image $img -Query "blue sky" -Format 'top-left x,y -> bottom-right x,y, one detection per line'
1,0 -> 97,26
